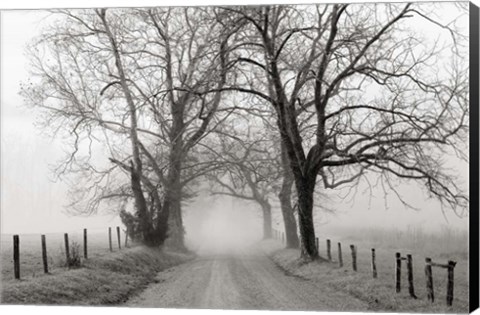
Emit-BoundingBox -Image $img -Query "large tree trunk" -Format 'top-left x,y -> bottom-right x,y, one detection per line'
153,193 -> 169,246
295,175 -> 318,261
260,201 -> 272,239
163,151 -> 187,251
279,178 -> 299,249
130,165 -> 153,245
279,143 -> 300,248
100,9 -> 166,247
167,196 -> 185,250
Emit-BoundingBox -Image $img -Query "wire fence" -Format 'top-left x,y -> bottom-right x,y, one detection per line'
272,228 -> 467,308
1,226 -> 131,281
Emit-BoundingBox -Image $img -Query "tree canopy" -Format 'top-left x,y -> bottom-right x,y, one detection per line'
21,3 -> 469,259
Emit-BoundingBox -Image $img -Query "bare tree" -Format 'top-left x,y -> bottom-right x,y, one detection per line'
203,93 -> 302,247
205,116 -> 279,239
218,3 -> 469,260
20,4 -> 468,259
21,7 -> 236,248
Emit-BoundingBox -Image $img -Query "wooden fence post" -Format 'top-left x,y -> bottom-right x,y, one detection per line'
315,237 -> 319,253
350,245 -> 357,271
446,260 -> 456,306
108,227 -> 113,251
326,239 -> 331,261
83,228 -> 88,259
407,254 -> 417,298
124,228 -> 129,248
371,248 -> 377,278
338,242 -> 343,267
64,233 -> 70,265
41,235 -> 48,274
116,226 -> 121,250
395,252 -> 402,293
13,235 -> 20,279
425,257 -> 434,302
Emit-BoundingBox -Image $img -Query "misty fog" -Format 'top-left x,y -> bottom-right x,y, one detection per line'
1,7 -> 469,252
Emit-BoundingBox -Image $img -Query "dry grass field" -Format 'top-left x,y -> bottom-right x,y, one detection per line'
0,229 -> 194,306
1,225 -> 469,311
1,229 -> 126,282
265,226 -> 469,313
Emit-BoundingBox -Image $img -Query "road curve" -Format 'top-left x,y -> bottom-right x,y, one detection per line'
126,247 -> 370,311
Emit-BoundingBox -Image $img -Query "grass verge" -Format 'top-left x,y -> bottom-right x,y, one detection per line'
1,246 -> 194,306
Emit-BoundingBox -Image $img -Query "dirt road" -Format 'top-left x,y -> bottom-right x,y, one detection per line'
126,247 -> 371,311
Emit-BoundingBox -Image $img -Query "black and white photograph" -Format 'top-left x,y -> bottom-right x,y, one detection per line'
0,0 -> 478,314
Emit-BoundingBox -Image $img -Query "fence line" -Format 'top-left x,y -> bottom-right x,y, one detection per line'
425,257 -> 457,306
116,226 -> 122,250
326,239 -> 331,261
83,229 -> 88,259
13,235 -> 20,279
41,235 -> 48,274
108,227 -> 113,252
407,254 -> 417,299
350,245 -> 357,271
371,248 -> 377,278
7,226 -> 128,281
338,242 -> 343,267
64,233 -> 71,264
270,230 -> 458,306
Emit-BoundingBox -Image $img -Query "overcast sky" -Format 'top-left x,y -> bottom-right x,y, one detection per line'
0,3 -> 470,239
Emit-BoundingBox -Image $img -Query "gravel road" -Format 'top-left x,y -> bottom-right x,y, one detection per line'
126,247 -> 371,311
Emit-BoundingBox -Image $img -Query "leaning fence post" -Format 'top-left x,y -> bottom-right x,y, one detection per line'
13,235 -> 20,279
371,248 -> 377,278
350,245 -> 357,271
108,227 -> 113,251
395,252 -> 402,293
64,233 -> 70,265
83,228 -> 88,259
326,239 -> 331,261
425,257 -> 434,302
446,260 -> 456,306
116,226 -> 121,250
338,242 -> 343,267
407,254 -> 417,298
41,235 -> 48,274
